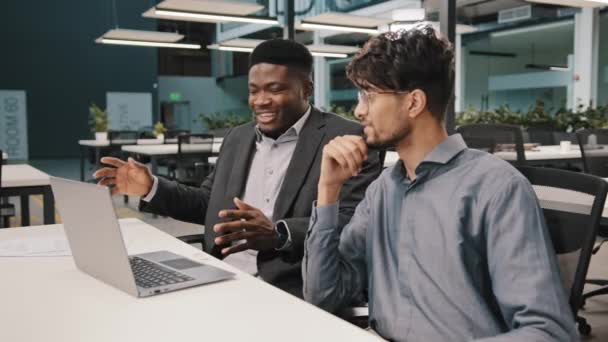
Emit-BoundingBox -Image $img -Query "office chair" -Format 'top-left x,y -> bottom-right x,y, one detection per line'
518,166 -> 608,336
457,124 -> 526,165
575,129 -> 608,312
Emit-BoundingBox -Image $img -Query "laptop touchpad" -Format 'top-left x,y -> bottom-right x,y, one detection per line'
161,258 -> 204,270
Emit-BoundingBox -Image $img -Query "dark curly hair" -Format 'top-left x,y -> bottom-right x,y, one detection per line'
346,25 -> 455,121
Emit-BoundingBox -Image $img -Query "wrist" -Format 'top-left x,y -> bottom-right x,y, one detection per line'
317,183 -> 342,206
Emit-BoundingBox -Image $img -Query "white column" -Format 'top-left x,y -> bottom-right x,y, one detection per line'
455,34 -> 465,113
573,7 -> 600,110
313,32 -> 330,110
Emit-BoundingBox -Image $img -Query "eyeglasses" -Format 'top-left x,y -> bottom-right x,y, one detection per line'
357,89 -> 410,108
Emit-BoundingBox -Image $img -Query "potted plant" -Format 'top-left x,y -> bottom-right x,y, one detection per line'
153,121 -> 167,141
89,103 -> 108,141
329,104 -> 358,121
199,111 -> 252,137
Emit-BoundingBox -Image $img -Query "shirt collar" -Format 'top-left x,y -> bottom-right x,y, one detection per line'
391,134 -> 468,181
254,105 -> 311,142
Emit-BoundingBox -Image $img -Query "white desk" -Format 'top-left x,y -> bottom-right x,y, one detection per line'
0,218 -> 380,342
494,145 -> 586,162
0,164 -> 54,226
121,141 -> 222,174
383,145 -> 608,168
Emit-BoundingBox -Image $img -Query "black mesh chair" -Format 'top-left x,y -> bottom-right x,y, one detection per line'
172,134 -> 213,248
576,129 -> 608,177
173,134 -> 214,186
164,129 -> 190,144
157,129 -> 190,176
518,166 -> 608,336
526,129 -> 581,172
456,124 -> 526,165
553,131 -> 578,145
0,150 -> 16,228
575,129 -> 608,311
527,127 -> 557,145
138,128 -> 156,140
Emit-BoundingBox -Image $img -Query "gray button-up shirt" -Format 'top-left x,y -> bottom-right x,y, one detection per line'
303,134 -> 577,341
223,106 -> 311,274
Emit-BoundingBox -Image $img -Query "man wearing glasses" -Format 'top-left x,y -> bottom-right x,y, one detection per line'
303,26 -> 576,341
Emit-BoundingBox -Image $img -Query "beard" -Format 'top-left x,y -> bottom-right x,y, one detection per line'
364,124 -> 410,150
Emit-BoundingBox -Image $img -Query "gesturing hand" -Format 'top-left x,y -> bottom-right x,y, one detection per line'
213,197 -> 278,256
94,157 -> 153,196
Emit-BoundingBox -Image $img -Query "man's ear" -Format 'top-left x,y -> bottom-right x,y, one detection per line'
304,79 -> 314,99
406,89 -> 428,119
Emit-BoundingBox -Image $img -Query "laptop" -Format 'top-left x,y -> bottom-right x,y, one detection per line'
50,176 -> 234,297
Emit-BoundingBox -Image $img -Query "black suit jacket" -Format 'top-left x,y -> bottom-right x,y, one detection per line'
140,107 -> 381,297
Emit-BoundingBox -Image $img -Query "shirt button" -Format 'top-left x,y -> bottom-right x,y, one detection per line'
265,198 -> 270,203
272,144 -> 277,149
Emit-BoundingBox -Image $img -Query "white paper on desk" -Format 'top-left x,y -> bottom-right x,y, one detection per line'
0,237 -> 72,257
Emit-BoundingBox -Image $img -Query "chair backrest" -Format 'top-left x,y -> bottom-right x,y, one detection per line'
517,166 -> 607,316
165,129 -> 190,144
138,129 -> 156,139
576,129 -> 608,177
457,124 -> 525,164
527,127 -> 557,145
176,134 -> 214,184
553,131 -> 578,144
108,130 -> 138,145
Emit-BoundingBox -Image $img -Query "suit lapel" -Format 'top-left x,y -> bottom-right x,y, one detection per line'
273,108 -> 326,220
225,124 -> 257,201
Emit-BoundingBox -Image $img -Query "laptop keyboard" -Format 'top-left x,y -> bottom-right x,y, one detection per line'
130,257 -> 194,288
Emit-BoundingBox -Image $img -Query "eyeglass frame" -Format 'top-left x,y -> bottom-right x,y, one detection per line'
357,89 -> 411,109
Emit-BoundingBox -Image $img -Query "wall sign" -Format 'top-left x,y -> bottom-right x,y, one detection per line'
0,90 -> 28,160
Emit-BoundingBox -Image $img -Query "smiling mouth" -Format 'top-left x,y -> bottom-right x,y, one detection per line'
256,112 -> 277,124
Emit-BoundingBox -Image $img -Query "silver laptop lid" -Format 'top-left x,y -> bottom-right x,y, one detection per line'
50,177 -> 138,296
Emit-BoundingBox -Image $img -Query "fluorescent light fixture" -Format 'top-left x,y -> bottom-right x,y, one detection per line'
306,44 -> 359,58
97,38 -> 201,49
549,66 -> 570,71
491,20 -> 572,38
155,9 -> 278,25
297,12 -> 391,35
387,21 -> 477,34
310,52 -> 348,58
218,45 -> 254,53
300,22 -> 379,34
208,39 -> 357,58
95,29 -> 200,49
143,8 -> 222,23
525,63 -> 570,71
526,0 -> 608,7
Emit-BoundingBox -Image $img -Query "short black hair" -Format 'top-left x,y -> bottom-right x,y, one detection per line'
346,25 -> 455,121
249,38 -> 313,77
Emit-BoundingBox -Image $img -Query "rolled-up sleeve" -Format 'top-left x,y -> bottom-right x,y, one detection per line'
475,175 -> 578,341
302,188 -> 372,313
